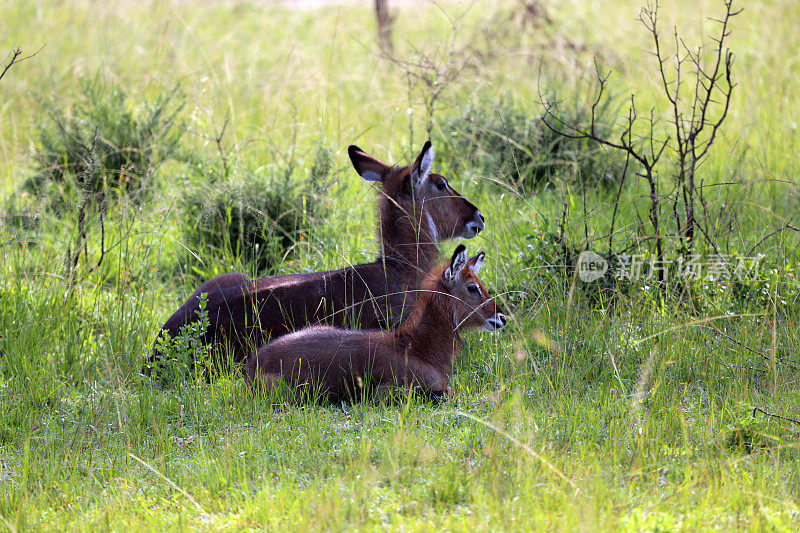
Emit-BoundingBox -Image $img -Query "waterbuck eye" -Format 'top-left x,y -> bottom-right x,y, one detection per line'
467,285 -> 479,294
435,182 -> 445,191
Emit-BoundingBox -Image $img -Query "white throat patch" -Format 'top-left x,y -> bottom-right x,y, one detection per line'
424,211 -> 439,243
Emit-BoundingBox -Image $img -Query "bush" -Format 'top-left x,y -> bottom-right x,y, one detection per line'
180,143 -> 333,273
149,293 -> 213,385
27,77 -> 183,207
437,95 -> 626,191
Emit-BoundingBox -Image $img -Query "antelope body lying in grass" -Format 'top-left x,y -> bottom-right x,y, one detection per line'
245,245 -> 506,401
149,141 -> 484,370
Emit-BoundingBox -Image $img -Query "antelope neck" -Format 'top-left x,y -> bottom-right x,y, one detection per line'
378,200 -> 440,277
393,282 -> 460,371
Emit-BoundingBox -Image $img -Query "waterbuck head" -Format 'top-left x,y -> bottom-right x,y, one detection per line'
442,244 -> 506,332
348,141 -> 484,253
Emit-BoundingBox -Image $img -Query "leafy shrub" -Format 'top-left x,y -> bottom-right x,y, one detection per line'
180,143 -> 333,272
149,293 -> 212,386
438,95 -> 626,190
27,77 -> 183,206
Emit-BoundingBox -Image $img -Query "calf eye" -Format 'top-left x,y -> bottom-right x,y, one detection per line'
467,285 -> 479,294
436,182 -> 445,191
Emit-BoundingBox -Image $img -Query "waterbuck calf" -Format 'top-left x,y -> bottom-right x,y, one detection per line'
245,244 -> 506,401
149,141 -> 484,369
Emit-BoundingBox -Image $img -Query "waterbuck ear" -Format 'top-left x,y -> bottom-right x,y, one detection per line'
467,251 -> 485,274
410,140 -> 434,189
348,145 -> 389,182
444,244 -> 468,285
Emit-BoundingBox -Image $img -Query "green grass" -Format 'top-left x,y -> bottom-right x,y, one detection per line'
1,0 -> 800,530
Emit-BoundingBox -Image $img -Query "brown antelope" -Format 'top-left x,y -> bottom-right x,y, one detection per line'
245,244 -> 506,401
148,141 -> 484,369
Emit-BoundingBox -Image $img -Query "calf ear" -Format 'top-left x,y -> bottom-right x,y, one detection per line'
349,145 -> 389,182
410,140 -> 433,189
467,251 -> 485,274
444,244 -> 468,285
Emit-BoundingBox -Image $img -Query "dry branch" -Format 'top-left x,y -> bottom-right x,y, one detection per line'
0,46 -> 42,84
540,1 -> 741,276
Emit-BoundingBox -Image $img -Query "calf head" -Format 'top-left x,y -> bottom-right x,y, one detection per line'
442,244 -> 507,332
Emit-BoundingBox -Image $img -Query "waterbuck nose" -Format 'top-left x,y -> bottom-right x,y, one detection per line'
466,210 -> 485,237
487,312 -> 507,331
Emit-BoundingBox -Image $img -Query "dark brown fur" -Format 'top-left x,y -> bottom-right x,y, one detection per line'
245,245 -> 506,401
148,142 -> 484,369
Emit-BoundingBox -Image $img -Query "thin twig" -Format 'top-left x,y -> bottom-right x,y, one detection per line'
0,45 -> 43,83
752,407 -> 800,428
747,224 -> 800,257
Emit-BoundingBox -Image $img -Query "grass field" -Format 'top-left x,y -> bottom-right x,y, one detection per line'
1,0 -> 799,530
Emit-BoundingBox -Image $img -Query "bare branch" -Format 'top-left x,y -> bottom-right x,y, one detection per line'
747,223 -> 800,258
541,0 -> 740,277
380,24 -> 472,137
753,407 -> 800,428
0,45 -> 43,84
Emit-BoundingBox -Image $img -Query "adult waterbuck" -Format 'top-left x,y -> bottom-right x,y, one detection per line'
148,141 -> 485,369
245,244 -> 506,401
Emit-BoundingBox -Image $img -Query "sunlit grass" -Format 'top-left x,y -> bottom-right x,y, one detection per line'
0,0 -> 799,530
